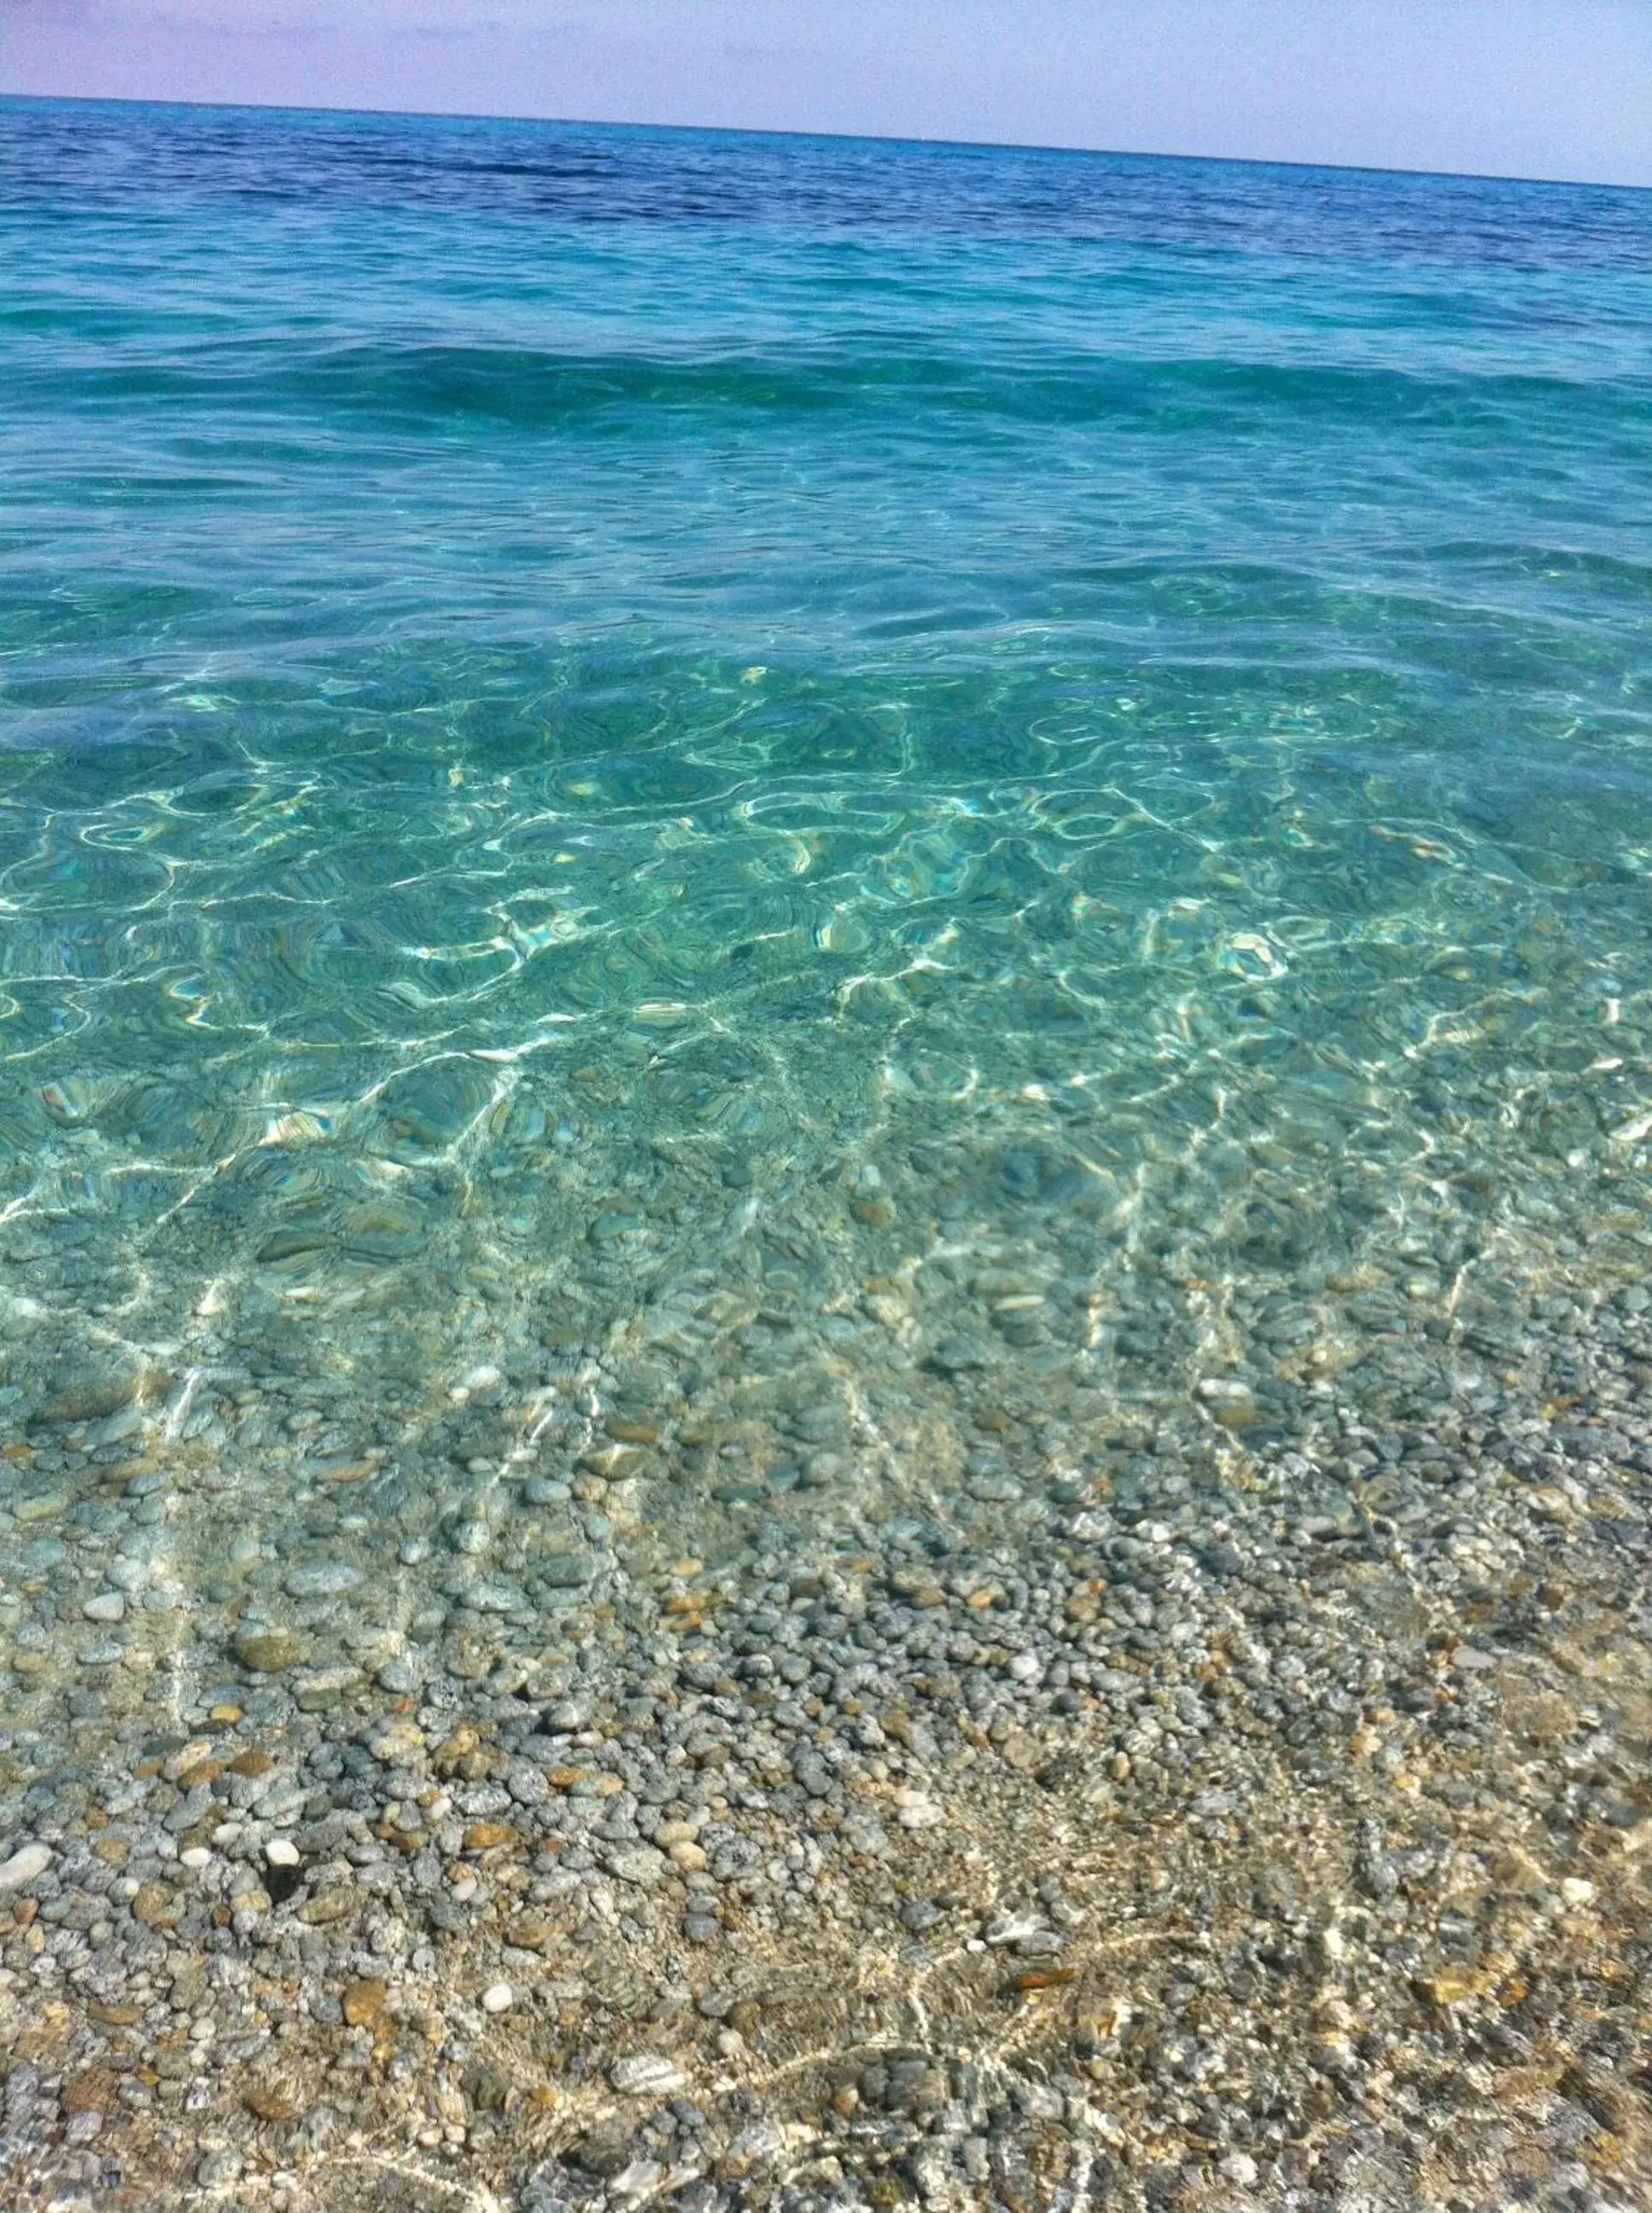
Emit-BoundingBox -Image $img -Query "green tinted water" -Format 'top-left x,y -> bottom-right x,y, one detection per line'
2,102 -> 1651,1665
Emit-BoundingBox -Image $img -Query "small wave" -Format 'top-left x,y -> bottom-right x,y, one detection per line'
11,337 -> 1632,440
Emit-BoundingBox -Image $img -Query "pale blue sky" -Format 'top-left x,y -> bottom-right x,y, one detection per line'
3,0 -> 1650,185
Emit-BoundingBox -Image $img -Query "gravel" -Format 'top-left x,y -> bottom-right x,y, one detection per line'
3,1127 -> 1651,2211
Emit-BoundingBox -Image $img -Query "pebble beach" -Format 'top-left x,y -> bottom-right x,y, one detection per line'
5,1122 -> 1652,2212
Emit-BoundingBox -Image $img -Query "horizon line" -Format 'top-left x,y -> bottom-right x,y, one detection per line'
2,87 -> 1643,196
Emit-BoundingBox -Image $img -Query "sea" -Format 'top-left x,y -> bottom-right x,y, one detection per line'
2,95 -> 1651,1738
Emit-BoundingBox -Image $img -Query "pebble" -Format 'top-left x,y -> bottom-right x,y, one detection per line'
610,2055 -> 687,2098
931,1336 -> 990,1373
607,1844 -> 668,1886
15,1491 -> 68,1525
284,1562 -> 364,1598
235,1628 -> 302,1673
480,1982 -> 514,2014
0,1842 -> 52,1892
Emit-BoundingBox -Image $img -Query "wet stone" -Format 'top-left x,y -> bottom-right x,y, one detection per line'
931,1338 -> 991,1374
611,2055 -> 687,2098
235,1629 -> 303,1673
42,1372 -> 137,1425
130,1882 -> 177,1928
0,1842 -> 53,1893
284,1562 -> 364,1599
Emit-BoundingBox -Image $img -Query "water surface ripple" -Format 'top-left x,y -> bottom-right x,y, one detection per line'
1,95 -> 1650,1667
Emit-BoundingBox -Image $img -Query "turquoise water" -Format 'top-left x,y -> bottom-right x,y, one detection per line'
2,100 -> 1652,1639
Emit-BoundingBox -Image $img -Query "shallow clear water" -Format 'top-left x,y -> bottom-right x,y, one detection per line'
3,99 -> 1651,1664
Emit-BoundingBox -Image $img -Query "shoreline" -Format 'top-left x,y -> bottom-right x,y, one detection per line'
3,1253 -> 1649,2210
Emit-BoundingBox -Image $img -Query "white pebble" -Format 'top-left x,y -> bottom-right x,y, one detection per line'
284,1561 -> 363,1598
610,2053 -> 687,2097
896,1798 -> 944,1830
179,1847 -> 213,1871
266,1838 -> 301,1868
1560,1877 -> 1596,1907
0,1842 -> 52,1893
481,1982 -> 513,2014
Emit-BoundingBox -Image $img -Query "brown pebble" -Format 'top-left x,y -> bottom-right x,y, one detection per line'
1416,1968 -> 1479,2006
503,1916 -> 558,1952
130,1882 -> 177,1930
243,2083 -> 301,2124
61,2070 -> 114,2117
230,1750 -> 274,1778
604,1416 -> 661,1445
88,2000 -> 143,2027
298,1891 -> 354,1925
342,1977 -> 388,2027
463,1820 -> 517,1852
435,1726 -> 481,1771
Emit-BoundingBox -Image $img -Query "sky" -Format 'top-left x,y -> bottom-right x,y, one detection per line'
3,0 -> 1650,187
